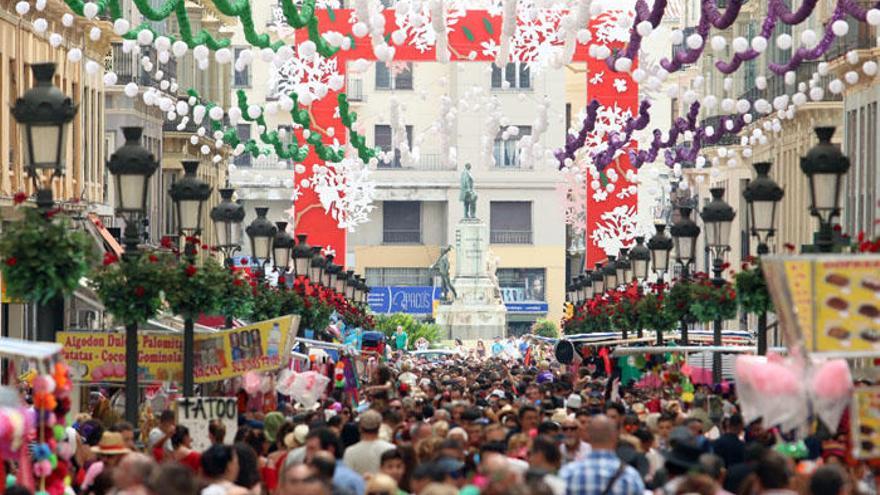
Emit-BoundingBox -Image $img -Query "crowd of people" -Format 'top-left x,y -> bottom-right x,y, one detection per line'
4,350 -> 877,495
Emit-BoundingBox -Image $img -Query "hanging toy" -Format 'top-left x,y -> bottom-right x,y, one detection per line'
334,361 -> 345,389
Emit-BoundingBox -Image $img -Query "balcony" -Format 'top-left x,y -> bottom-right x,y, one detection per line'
825,9 -> 874,62
375,153 -> 456,171
698,115 -> 739,146
490,230 -> 533,244
382,230 -> 422,244
110,44 -> 178,92
737,60 -> 841,116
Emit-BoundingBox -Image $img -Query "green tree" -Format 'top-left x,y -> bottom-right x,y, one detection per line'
374,313 -> 442,350
531,318 -> 560,338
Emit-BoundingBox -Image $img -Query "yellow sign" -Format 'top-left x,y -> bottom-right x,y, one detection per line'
853,387 -> 880,459
763,255 -> 880,353
57,316 -> 300,383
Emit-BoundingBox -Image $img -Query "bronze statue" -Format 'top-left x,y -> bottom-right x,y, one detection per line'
431,245 -> 457,302
460,163 -> 477,219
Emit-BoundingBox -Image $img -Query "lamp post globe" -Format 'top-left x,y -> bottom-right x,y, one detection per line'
582,271 -> 594,299
616,248 -> 632,284
670,207 -> 701,274
169,160 -> 212,242
701,188 -> 736,263
272,222 -> 294,274
604,255 -> 619,290
292,234 -> 313,277
800,127 -> 850,252
12,63 -> 78,207
743,162 -> 784,255
629,236 -> 651,281
246,207 -> 277,278
325,262 -> 341,292
309,247 -> 325,283
210,188 -> 245,264
591,264 -> 605,294
107,127 -> 159,252
647,224 -> 673,280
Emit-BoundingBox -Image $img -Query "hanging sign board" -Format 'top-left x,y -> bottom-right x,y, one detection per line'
176,397 -> 238,452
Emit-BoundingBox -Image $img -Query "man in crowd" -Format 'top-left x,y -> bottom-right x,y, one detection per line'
342,410 -> 395,476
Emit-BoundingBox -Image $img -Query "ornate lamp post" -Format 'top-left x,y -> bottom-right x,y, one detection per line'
567,281 -> 577,305
629,237 -> 651,282
671,207 -> 701,277
743,162 -> 784,256
648,224 -> 673,344
323,258 -> 339,289
701,188 -> 736,384
309,247 -> 325,284
604,256 -> 618,291
582,271 -> 594,300
12,63 -> 79,344
616,249 -> 632,285
246,207 -> 277,281
169,160 -> 212,398
272,222 -> 294,278
12,63 -> 78,211
210,188 -> 245,266
743,162 -> 784,355
800,127 -> 850,253
106,126 -> 159,426
591,265 -> 605,295
292,234 -> 313,279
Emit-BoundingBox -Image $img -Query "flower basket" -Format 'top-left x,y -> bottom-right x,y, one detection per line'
90,251 -> 170,325
249,283 -> 285,322
0,207 -> 97,305
689,279 -> 738,323
735,260 -> 773,315
220,269 -> 254,321
636,292 -> 679,333
664,280 -> 694,323
165,257 -> 228,319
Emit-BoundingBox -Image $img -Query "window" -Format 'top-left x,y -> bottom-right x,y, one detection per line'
383,201 -> 421,244
365,267 -> 433,286
375,62 -> 413,90
233,48 -> 251,87
491,62 -> 530,89
498,268 -> 546,302
490,201 -> 532,244
234,124 -> 252,167
374,124 -> 413,168
493,126 -> 532,168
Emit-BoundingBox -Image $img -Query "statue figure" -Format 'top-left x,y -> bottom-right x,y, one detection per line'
485,250 -> 502,303
431,245 -> 457,303
460,163 -> 477,219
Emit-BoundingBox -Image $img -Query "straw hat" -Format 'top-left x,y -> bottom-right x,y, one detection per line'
91,432 -> 131,456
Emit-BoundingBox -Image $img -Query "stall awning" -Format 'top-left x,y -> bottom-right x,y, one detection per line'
86,213 -> 123,258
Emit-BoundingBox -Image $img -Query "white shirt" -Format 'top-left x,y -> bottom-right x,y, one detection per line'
561,441 -> 592,463
342,439 -> 395,476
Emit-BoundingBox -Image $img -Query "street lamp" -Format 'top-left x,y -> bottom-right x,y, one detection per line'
591,264 -> 605,295
309,247 -> 325,283
169,160 -> 212,253
582,271 -> 594,300
648,224 -> 673,282
629,237 -> 651,282
616,248 -> 632,285
272,222 -> 294,275
604,256 -> 618,290
106,126 -> 159,427
322,255 -> 336,287
800,127 -> 850,253
292,234 -> 313,278
246,207 -> 277,280
12,63 -> 78,210
345,270 -> 357,299
671,207 -> 700,277
701,187 -> 736,384
210,188 -> 245,266
567,281 -> 577,304
743,162 -> 784,255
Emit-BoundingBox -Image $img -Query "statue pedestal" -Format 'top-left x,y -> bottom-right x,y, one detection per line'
435,219 -> 507,341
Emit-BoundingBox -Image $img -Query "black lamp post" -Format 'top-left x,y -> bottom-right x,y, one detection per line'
309,247 -> 325,284
800,127 -> 850,253
671,208 -> 700,346
648,223 -> 673,345
582,271 -> 594,300
210,188 -> 245,266
12,63 -> 79,345
106,126 -> 159,427
567,281 -> 577,305
591,264 -> 605,295
324,258 -> 339,289
701,188 -> 735,384
743,162 -> 784,256
246,207 -> 277,281
12,63 -> 78,211
272,222 -> 294,277
616,248 -> 632,285
743,162 -> 784,355
292,234 -> 313,279
604,256 -> 618,291
629,237 -> 651,282
345,270 -> 357,300
169,160 -> 212,398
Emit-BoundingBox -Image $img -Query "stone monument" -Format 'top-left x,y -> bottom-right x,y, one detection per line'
434,164 -> 507,340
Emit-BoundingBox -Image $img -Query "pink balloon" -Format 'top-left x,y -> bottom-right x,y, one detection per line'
243,372 -> 262,395
812,359 -> 852,399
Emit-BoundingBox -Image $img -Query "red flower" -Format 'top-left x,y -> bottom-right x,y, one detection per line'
184,264 -> 197,277
160,236 -> 174,249
103,252 -> 118,266
832,224 -> 842,232
721,262 -> 730,270
148,254 -> 159,263
784,243 -> 796,252
240,257 -> 249,265
859,231 -> 866,243
13,192 -> 27,205
45,208 -> 61,219
232,278 -> 243,287
201,244 -> 210,250
741,263 -> 749,270
5,257 -> 17,267
278,276 -> 286,285
133,286 -> 145,298
185,236 -> 200,244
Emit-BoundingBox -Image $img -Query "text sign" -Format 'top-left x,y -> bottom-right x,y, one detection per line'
176,397 -> 238,452
368,286 -> 442,314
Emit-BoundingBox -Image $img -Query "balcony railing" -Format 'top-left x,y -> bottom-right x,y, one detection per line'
490,230 -> 533,244
825,9 -> 874,62
376,153 -> 455,170
110,44 -> 178,91
383,230 -> 422,244
737,60 -> 842,116
698,115 -> 739,146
